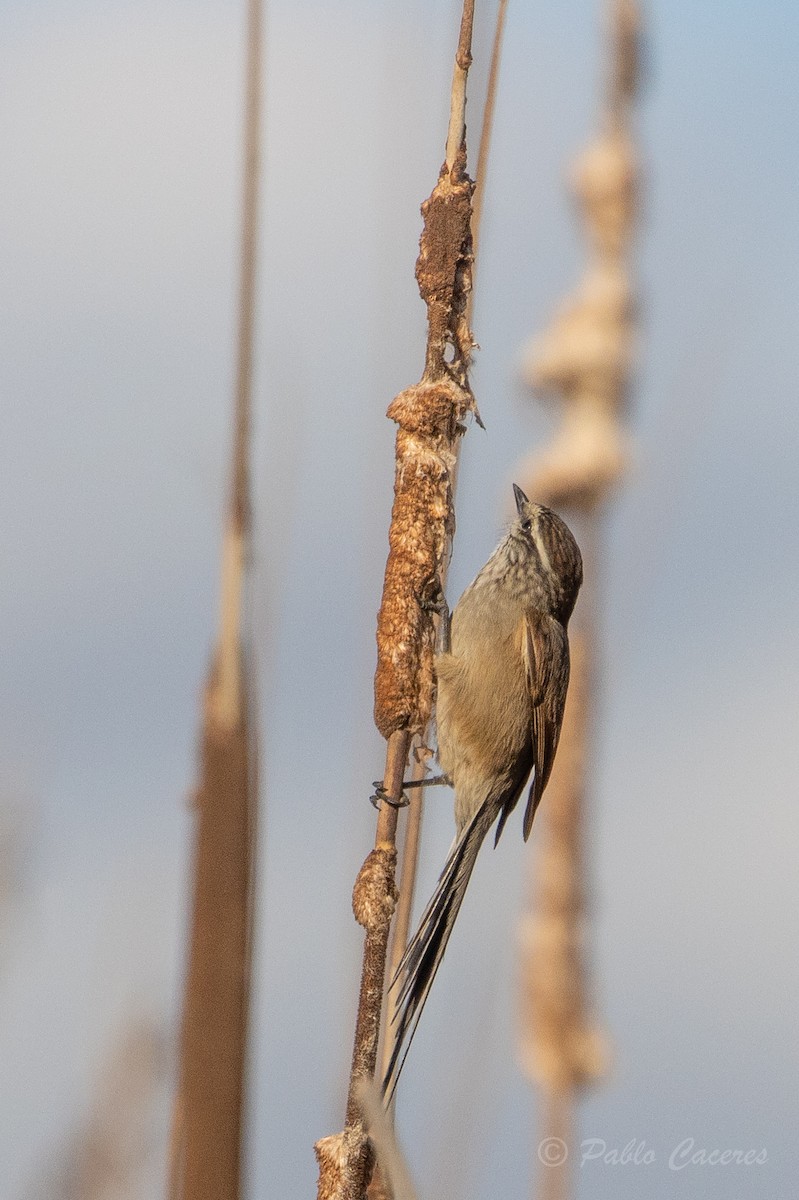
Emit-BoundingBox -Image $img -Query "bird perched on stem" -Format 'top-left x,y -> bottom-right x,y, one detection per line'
383,484 -> 583,1100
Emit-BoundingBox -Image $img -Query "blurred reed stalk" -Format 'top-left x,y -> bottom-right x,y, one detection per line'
26,1021 -> 166,1200
314,4 -> 480,1198
168,1 -> 263,1197
0,800 -> 27,967
515,3 -> 642,1199
377,0 -> 509,1098
356,1078 -> 419,1200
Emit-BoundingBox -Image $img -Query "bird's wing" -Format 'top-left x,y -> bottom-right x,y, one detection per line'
521,613 -> 570,840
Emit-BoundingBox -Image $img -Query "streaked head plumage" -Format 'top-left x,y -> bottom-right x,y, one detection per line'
511,484 -> 583,623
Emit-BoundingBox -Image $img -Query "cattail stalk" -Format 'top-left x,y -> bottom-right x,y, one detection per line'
377,0 -> 509,1098
315,6 -> 479,1199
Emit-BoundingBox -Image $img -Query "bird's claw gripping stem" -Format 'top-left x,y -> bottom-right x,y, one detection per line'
369,774 -> 451,811
419,577 -> 451,654
369,783 -> 411,812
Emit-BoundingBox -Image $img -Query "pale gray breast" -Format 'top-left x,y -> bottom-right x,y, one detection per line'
435,584 -> 532,830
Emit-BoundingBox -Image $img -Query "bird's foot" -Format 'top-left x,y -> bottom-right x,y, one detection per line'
369,774 -> 451,811
419,576 -> 451,654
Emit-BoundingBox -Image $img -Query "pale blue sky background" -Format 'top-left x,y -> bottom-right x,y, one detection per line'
1,1 -> 798,1197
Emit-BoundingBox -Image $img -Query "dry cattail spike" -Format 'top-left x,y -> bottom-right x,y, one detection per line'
373,2 -> 479,745
373,195 -> 478,741
573,129 -> 637,258
375,0 -> 510,1115
316,6 -> 480,1198
373,381 -> 462,741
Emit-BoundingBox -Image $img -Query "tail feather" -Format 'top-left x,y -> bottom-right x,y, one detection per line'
382,804 -> 495,1102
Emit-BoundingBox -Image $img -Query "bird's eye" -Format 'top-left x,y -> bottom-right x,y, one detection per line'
521,518 -> 532,533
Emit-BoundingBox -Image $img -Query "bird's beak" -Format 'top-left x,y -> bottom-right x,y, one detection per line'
513,483 -> 529,517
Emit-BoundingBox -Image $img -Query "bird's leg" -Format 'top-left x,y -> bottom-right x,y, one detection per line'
369,774 -> 451,810
434,599 -> 451,655
419,575 -> 452,654
401,775 -> 450,788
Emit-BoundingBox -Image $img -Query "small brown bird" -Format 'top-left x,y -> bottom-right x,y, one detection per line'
383,484 -> 583,1098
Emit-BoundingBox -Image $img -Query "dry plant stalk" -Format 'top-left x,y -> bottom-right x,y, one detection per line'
173,696 -> 256,1200
515,3 -> 642,1198
169,2 -> 262,1197
378,739 -> 427,1093
356,1078 -> 418,1200
377,0 -> 509,1096
315,6 -> 479,1199
470,0 -> 508,292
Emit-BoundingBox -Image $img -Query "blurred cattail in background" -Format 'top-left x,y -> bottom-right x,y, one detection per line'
516,2 -> 642,1197
23,1021 -> 168,1200
0,799 -> 31,969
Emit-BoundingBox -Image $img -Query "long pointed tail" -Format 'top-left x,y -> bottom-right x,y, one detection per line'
382,804 -> 495,1102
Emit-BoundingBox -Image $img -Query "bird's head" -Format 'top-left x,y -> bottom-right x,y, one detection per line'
511,484 -> 583,623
